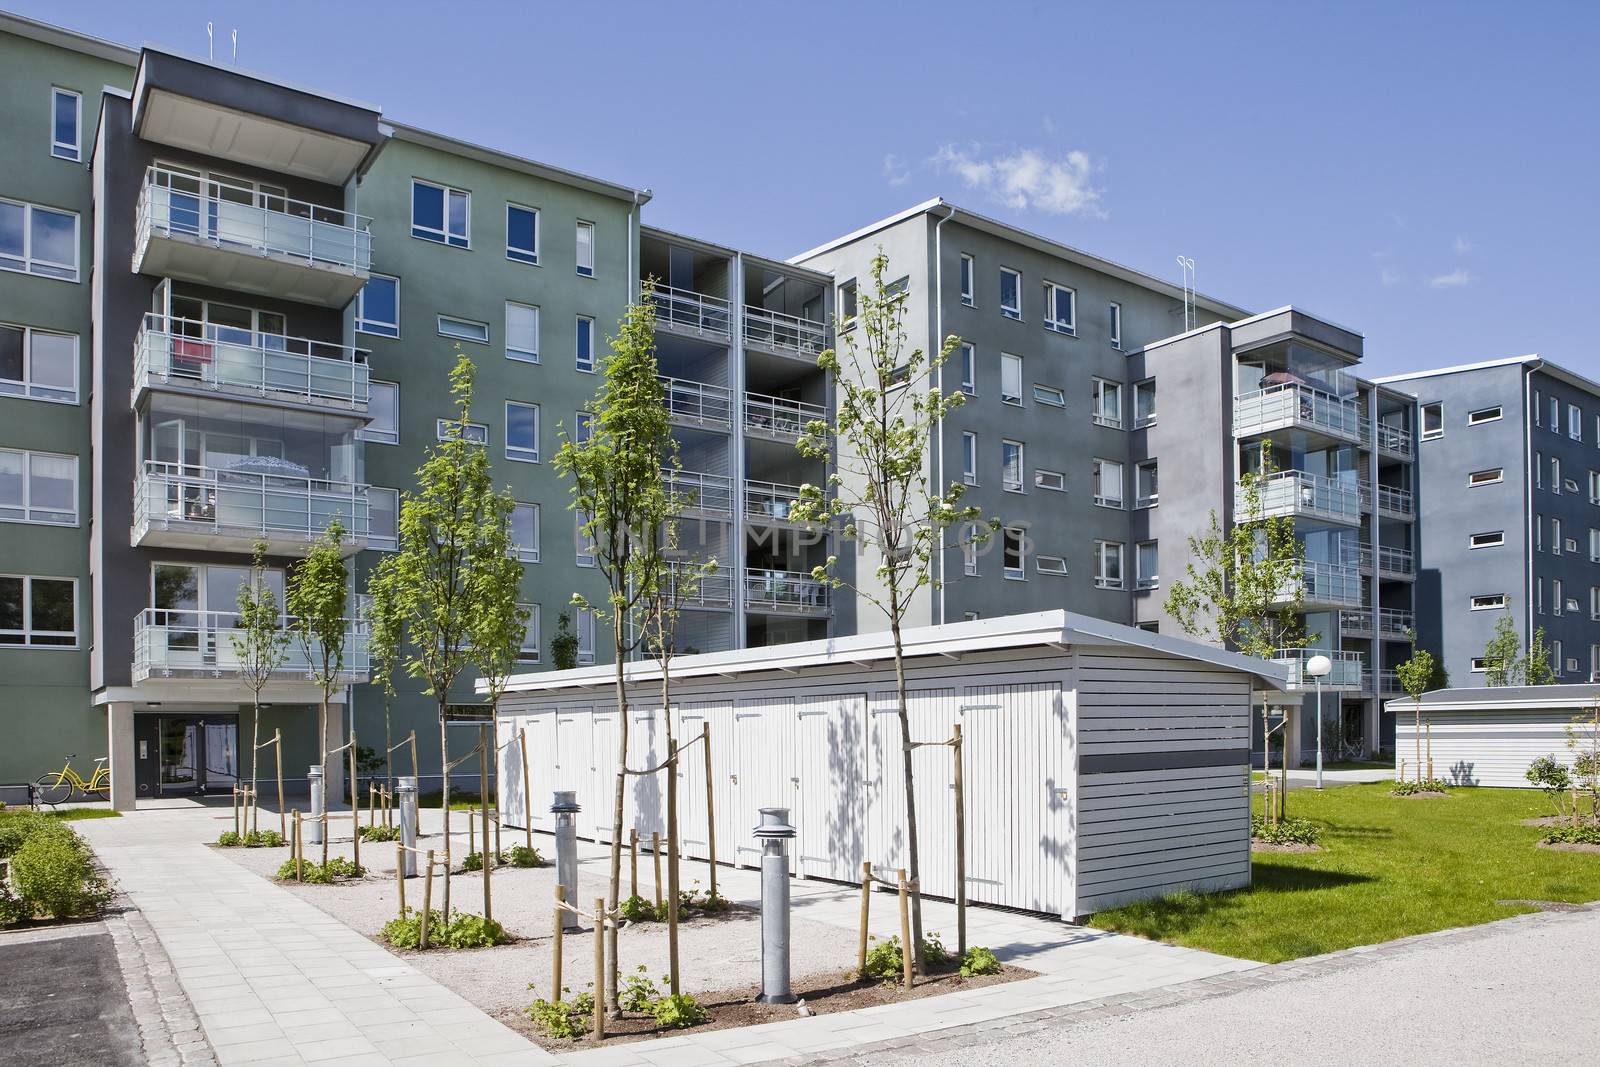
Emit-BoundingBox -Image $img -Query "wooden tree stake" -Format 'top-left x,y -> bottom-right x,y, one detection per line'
520,728 -> 533,850
651,831 -> 663,908
702,723 -> 717,899
897,869 -> 913,987
396,840 -> 406,918
629,828 -> 639,899
953,724 -> 967,959
480,727 -> 492,923
552,884 -> 565,1003
593,898 -> 606,1040
857,861 -> 872,976
275,729 -> 285,838
421,851 -> 434,949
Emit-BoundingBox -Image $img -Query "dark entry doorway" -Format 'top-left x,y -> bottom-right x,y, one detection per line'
135,714 -> 240,797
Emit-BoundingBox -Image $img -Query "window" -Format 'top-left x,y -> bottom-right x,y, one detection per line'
1133,380 -> 1157,428
1002,527 -> 1026,580
1591,471 -> 1600,503
1000,353 -> 1023,404
1536,453 -> 1543,488
1553,640 -> 1564,677
437,315 -> 488,344
1135,542 -> 1160,589
958,343 -> 975,395
355,274 -> 400,337
1043,282 -> 1075,333
1536,515 -> 1544,552
506,401 -> 540,462
886,362 -> 911,391
0,575 -> 75,646
1550,395 -> 1560,433
576,606 -> 595,664
0,198 -> 79,281
1534,390 -> 1542,426
1553,579 -> 1564,616
505,302 -> 539,363
1037,555 -> 1068,576
961,432 -> 978,485
574,411 -> 594,444
1034,468 -> 1065,492
1092,458 -> 1123,508
839,280 -> 858,328
50,88 -> 80,161
0,323 -> 76,403
1592,587 -> 1600,620
1001,440 -> 1025,492
1537,578 -> 1545,614
959,254 -> 974,306
1421,402 -> 1443,440
1470,594 -> 1507,610
885,275 -> 910,299
999,268 -> 1021,319
1032,384 -> 1066,407
365,381 -> 399,444
1470,657 -> 1490,673
576,316 -> 595,372
575,220 -> 595,277
1468,467 -> 1503,487
576,510 -> 596,567
1552,518 -> 1563,555
1135,460 -> 1159,508
1092,378 -> 1123,428
1468,405 -> 1502,426
436,419 -> 487,445
0,448 -> 76,525
1469,531 -> 1504,549
518,604 -> 542,663
1592,528 -> 1600,563
1094,541 -> 1124,589
506,203 -> 539,264
511,503 -> 541,563
962,522 -> 980,577
411,179 -> 470,247
368,488 -> 398,551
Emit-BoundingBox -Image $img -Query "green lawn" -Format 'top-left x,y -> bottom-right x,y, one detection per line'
1087,782 -> 1599,963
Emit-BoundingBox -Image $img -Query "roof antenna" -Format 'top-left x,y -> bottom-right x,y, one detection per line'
231,29 -> 238,64
206,21 -> 214,61
1176,255 -> 1196,331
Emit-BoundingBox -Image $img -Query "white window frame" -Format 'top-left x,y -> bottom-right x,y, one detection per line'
505,301 -> 540,363
574,411 -> 594,445
999,268 -> 1022,320
1467,405 -> 1502,426
576,606 -> 595,664
518,603 -> 542,663
368,487 -> 399,551
1470,594 -> 1507,610
1552,457 -> 1562,494
1469,531 -> 1504,549
1135,541 -> 1160,590
1032,384 -> 1066,407
961,432 -> 978,485
1036,555 -> 1068,576
962,522 -> 980,577
1552,517 -> 1563,556
0,574 -> 77,648
1470,657 -> 1490,674
575,220 -> 595,277
0,322 -> 78,403
1094,540 -> 1125,589
1591,528 -> 1600,563
0,198 -> 80,282
0,447 -> 78,526
506,202 -> 540,265
364,380 -> 399,445
838,280 -> 858,329
1043,282 -> 1076,334
505,401 -> 540,463
511,502 -> 541,563
1553,578 -> 1564,616
437,315 -> 489,345
1468,467 -> 1503,487
959,254 -> 975,306
1034,468 -> 1065,492
576,316 -> 595,372
1133,379 -> 1157,428
1002,526 -> 1026,581
1421,402 -> 1443,440
1551,395 -> 1560,433
576,510 -> 596,567
411,179 -> 470,247
1109,302 -> 1122,349
1092,457 -> 1124,509
436,419 -> 488,445
1000,352 -> 1023,405
1592,587 -> 1600,620
1135,460 -> 1159,508
1092,378 -> 1123,429
958,342 -> 975,395
1001,439 -> 1025,493
354,274 -> 400,338
50,88 -> 81,162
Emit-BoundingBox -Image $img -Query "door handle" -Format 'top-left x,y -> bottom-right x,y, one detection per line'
730,774 -> 738,785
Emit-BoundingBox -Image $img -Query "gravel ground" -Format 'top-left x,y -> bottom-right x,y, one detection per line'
214,809 -> 861,1025
901,907 -> 1600,1066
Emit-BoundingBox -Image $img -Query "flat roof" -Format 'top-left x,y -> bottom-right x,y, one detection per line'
1376,354 -> 1600,400
489,609 -> 1289,699
386,123 -> 650,206
789,197 -> 1252,321
1385,683 -> 1600,713
0,10 -> 137,64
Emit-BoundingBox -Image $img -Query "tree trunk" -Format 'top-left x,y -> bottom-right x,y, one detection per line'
250,696 -> 260,833
1414,701 -> 1423,785
1260,700 -> 1273,825
385,692 -> 393,795
662,651 -> 680,993
606,614 -> 628,1016
438,698 -> 451,918
889,616 -> 925,975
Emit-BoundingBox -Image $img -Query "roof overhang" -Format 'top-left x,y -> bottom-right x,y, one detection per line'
0,11 -> 138,65
1384,683 -> 1600,714
387,123 -> 650,205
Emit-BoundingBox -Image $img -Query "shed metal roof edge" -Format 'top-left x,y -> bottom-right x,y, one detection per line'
1384,683 -> 1600,713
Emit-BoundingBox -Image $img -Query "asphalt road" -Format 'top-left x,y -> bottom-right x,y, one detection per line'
0,922 -> 144,1066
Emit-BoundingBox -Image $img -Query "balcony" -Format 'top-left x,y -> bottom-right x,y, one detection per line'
133,608 -> 369,684
134,314 -> 369,413
133,460 -> 369,556
744,568 -> 830,615
744,479 -> 812,526
1366,419 -> 1415,460
1340,607 -> 1414,639
658,376 -> 731,430
1242,470 -> 1362,525
1271,648 -> 1365,691
1358,482 -> 1415,519
662,561 -> 734,609
743,306 -> 827,362
662,468 -> 733,518
133,167 -> 373,308
1234,383 -> 1363,445
1372,668 -> 1403,695
1355,544 -> 1416,580
1274,560 -> 1363,609
649,286 -> 730,339
744,392 -> 826,443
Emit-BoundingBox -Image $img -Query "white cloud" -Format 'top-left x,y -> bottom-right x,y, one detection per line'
1380,265 -> 1400,287
1454,234 -> 1471,255
882,153 -> 910,187
1430,268 -> 1472,289
933,144 -> 1105,217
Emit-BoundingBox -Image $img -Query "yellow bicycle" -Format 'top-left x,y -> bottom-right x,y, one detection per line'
35,754 -> 109,805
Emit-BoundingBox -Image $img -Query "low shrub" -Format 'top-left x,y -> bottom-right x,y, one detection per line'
380,908 -> 510,949
675,881 -> 732,916
216,830 -> 242,847
360,824 -> 401,843
1542,823 -> 1600,845
242,829 -> 283,848
619,894 -> 660,923
11,832 -> 109,919
620,966 -> 660,1012
506,845 -> 543,868
0,811 -> 71,859
525,987 -> 594,1039
921,931 -> 951,967
275,856 -> 365,884
960,946 -> 1002,977
380,908 -> 444,948
461,851 -> 508,872
861,934 -> 951,983
1392,779 -> 1452,796
1250,815 -> 1322,846
0,883 -> 26,928
649,992 -> 708,1029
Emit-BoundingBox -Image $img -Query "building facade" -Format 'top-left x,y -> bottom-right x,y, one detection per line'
1378,356 -> 1600,689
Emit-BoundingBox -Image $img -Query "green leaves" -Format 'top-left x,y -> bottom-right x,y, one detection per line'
287,520 -> 349,691
230,539 -> 290,694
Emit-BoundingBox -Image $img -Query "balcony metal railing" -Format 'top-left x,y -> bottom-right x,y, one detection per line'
1340,607 -> 1415,638
744,479 -> 808,524
1355,544 -> 1416,578
662,468 -> 733,517
133,460 -> 369,544
744,568 -> 830,613
1234,382 -> 1363,442
135,315 -> 369,409
744,392 -> 826,440
1277,559 -> 1363,607
662,561 -> 734,608
742,306 -> 827,358
1366,419 -> 1415,459
1357,482 -> 1415,517
1373,668 -> 1403,694
657,375 -> 732,428
1244,470 -> 1362,523
132,607 -> 370,683
649,285 -> 731,336
136,166 -> 373,273
1271,647 -> 1365,690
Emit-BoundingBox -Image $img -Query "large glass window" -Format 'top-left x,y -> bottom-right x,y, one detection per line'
576,316 -> 595,372
575,220 -> 595,276
506,401 -> 539,462
1043,282 -> 1075,333
369,487 -> 398,551
506,203 -> 539,264
412,180 -> 470,247
0,198 -> 79,281
961,432 -> 978,484
1000,353 -> 1023,404
1136,542 -> 1159,589
1135,460 -> 1159,507
1094,540 -> 1124,589
1003,527 -> 1026,580
1109,302 -> 1122,349
959,254 -> 974,306
51,88 -> 81,161
437,315 -> 488,344
1092,378 -> 1123,428
1092,458 -> 1123,508
355,275 -> 399,337
506,302 -> 539,363
0,324 -> 76,403
1133,380 -> 1157,427
511,503 -> 541,563
0,575 -> 75,646
143,396 -> 363,485
577,606 -> 595,663
999,268 -> 1021,319
365,381 -> 398,444
519,604 -> 542,663
0,448 -> 76,525
958,342 -> 975,394
1002,440 -> 1024,492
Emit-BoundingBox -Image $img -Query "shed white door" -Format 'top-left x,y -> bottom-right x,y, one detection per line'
734,697 -> 796,867
796,693 -> 868,881
552,706 -> 591,803
523,712 -> 557,833
590,709 -> 618,843
867,688 -> 957,888
627,707 -> 668,839
676,701 -> 732,867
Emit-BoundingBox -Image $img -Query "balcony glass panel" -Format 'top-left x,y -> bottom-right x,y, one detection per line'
133,607 -> 369,682
744,392 -> 826,438
744,568 -> 829,613
648,286 -> 730,335
743,305 -> 827,357
136,314 -> 369,408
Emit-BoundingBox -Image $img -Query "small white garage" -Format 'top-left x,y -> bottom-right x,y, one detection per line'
1389,684 -> 1600,788
493,611 -> 1287,918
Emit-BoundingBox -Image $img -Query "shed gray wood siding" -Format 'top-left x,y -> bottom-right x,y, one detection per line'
1398,708 -> 1583,788
1072,647 -> 1253,914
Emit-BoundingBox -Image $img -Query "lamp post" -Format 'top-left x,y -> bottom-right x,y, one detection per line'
1306,654 -> 1333,789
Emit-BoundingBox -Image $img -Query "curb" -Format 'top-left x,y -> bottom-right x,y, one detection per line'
103,893 -> 218,1067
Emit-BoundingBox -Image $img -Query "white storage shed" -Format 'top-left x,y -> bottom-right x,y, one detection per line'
1389,684 -> 1600,787
492,611 -> 1287,918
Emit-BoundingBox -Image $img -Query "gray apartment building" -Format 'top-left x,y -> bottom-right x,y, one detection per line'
1377,356 -> 1600,688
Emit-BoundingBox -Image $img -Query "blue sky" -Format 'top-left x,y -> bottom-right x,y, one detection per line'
16,0 -> 1600,378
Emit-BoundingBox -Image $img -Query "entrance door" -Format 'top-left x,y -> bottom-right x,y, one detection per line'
155,716 -> 239,795
159,719 -> 201,793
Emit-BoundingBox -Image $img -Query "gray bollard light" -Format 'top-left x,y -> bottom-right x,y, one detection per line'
397,776 -> 418,877
307,765 -> 324,845
552,790 -> 580,931
754,807 -> 797,1004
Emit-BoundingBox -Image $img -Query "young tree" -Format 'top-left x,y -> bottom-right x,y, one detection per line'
1395,630 -> 1437,785
365,562 -> 404,792
553,291 -> 672,1013
467,489 -> 529,780
549,611 -> 579,670
230,539 -> 289,823
1567,699 -> 1600,823
1165,444 -> 1308,815
1483,605 -> 1557,687
287,519 -> 349,854
376,351 -> 507,918
1524,626 -> 1558,686
789,250 -> 984,976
